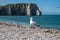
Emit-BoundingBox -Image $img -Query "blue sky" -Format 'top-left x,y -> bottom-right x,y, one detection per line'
0,0 -> 60,15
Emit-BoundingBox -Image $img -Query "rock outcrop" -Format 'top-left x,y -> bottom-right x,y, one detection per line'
0,3 -> 41,16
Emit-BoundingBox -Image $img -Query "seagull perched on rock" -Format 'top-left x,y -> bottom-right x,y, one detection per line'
30,17 -> 40,27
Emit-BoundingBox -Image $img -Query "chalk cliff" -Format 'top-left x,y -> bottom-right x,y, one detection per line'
0,3 -> 41,16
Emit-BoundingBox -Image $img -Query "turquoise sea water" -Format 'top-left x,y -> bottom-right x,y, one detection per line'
0,15 -> 60,30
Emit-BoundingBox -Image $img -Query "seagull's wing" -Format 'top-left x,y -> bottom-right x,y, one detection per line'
32,21 -> 40,27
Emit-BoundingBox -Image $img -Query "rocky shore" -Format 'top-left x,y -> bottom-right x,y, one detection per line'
0,22 -> 60,40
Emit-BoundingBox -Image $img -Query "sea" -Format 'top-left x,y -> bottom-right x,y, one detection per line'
0,15 -> 60,30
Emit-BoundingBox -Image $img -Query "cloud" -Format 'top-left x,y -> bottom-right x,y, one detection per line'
0,0 -> 5,2
56,7 -> 60,8
0,0 -> 3,2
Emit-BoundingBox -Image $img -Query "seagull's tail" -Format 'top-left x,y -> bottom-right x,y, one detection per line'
37,24 -> 40,27
34,24 -> 40,27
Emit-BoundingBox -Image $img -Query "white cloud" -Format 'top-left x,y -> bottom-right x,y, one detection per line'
0,0 -> 4,2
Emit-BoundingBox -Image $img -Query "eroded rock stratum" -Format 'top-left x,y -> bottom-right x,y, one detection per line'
0,3 -> 41,16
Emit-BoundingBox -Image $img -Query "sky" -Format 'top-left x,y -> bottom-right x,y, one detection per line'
0,0 -> 60,15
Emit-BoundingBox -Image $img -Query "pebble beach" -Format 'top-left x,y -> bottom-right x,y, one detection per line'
0,22 -> 60,40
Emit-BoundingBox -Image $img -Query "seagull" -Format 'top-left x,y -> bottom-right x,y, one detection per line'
30,17 -> 40,27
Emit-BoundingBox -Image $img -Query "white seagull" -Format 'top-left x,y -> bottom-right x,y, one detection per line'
30,17 -> 40,27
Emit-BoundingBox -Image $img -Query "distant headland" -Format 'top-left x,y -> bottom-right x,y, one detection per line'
0,3 -> 41,16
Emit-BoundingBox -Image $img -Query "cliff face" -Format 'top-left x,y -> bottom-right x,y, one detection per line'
0,3 -> 41,16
